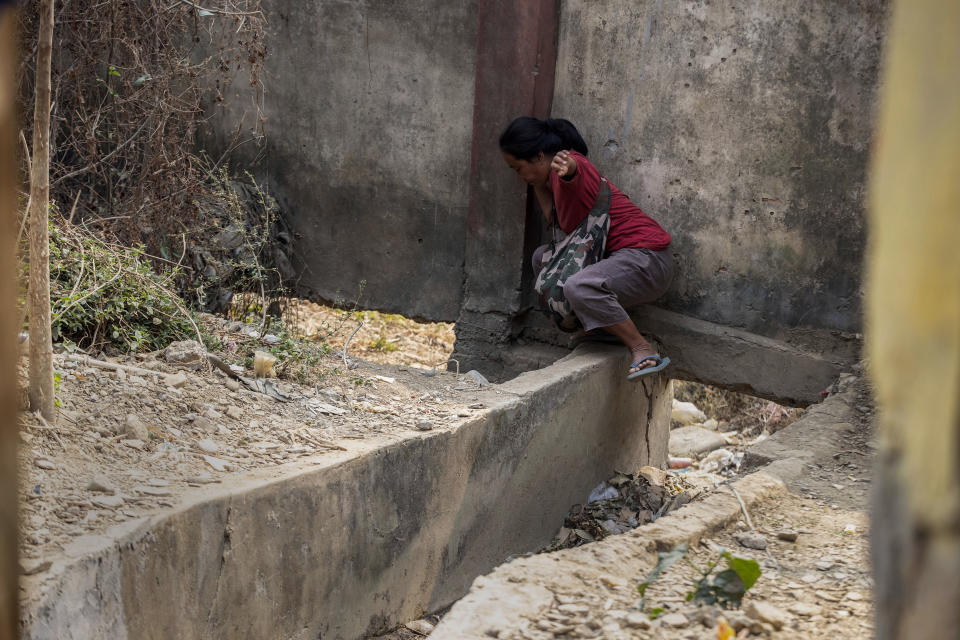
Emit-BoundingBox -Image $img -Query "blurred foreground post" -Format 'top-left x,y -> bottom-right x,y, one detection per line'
867,2 -> 960,638
27,0 -> 54,420
1,3 -> 21,638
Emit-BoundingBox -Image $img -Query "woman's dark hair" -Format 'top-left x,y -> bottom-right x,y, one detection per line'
499,117 -> 589,160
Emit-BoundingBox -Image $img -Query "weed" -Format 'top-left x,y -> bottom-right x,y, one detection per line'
686,550 -> 762,609
368,335 -> 398,352
47,219 -> 197,353
636,545 -> 761,615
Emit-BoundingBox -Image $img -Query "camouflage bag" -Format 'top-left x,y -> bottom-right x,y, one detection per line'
534,179 -> 611,331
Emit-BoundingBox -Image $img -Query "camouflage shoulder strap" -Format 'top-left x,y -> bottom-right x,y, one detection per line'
534,179 -> 611,331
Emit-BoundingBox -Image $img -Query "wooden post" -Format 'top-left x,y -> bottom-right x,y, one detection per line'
27,0 -> 55,420
1,3 -> 22,637
867,2 -> 960,638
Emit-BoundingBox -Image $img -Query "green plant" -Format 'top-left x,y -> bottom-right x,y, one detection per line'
368,335 -> 397,352
48,219 -> 198,352
53,372 -> 62,407
686,550 -> 762,609
637,545 -> 687,613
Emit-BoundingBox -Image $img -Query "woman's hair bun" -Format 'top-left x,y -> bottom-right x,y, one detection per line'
499,116 -> 589,160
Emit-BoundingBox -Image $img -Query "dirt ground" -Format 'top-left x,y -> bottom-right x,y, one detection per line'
18,301 -> 873,640
17,303 -> 462,564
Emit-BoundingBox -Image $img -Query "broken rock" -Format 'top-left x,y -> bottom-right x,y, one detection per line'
86,474 -> 115,493
166,372 -> 189,389
91,494 -> 124,509
197,439 -> 219,454
776,529 -> 799,542
404,619 -> 435,635
671,399 -> 706,425
20,558 -> 52,576
745,602 -> 788,630
660,612 -> 689,628
124,414 -> 149,441
668,426 -> 727,457
734,531 -> 768,550
163,340 -> 205,370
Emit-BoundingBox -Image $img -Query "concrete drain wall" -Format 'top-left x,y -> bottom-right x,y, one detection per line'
22,344 -> 670,640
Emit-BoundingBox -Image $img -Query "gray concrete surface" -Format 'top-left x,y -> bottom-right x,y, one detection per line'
198,1 -> 880,405
201,0 -> 478,321
429,372 -> 865,639
553,0 -> 886,337
20,344 -> 670,640
630,306 -> 859,405
742,374 -> 866,506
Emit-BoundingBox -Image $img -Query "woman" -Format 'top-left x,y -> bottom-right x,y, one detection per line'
500,116 -> 673,378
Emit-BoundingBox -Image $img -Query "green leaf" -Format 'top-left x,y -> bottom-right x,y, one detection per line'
723,553 -> 761,591
133,74 -> 152,87
637,545 -> 687,606
648,607 -> 664,620
109,65 -> 120,77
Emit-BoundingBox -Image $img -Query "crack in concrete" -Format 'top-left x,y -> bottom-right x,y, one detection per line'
643,379 -> 656,463
206,502 -> 234,633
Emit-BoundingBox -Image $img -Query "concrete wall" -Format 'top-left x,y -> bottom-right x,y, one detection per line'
204,0 -> 478,321
21,345 -> 670,640
201,0 -> 886,401
552,0 -> 887,339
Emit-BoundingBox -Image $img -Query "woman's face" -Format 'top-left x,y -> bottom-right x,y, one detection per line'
503,152 -> 551,187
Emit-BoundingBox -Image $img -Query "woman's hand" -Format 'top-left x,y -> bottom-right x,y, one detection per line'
551,150 -> 578,179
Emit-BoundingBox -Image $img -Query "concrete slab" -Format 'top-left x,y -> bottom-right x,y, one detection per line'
21,344 -> 671,640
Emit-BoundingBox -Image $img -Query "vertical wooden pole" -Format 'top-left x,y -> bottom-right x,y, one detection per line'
867,2 -> 960,638
27,0 -> 55,421
1,3 -> 22,638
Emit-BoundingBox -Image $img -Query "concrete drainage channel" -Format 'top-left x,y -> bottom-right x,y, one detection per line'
20,344 -> 671,640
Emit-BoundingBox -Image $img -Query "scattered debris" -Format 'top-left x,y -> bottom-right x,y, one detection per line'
544,468 -> 694,552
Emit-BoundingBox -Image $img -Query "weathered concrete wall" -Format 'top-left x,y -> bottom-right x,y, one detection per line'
21,345 -> 670,640
552,0 -> 886,339
203,0 -> 478,321
200,0 -> 884,402
453,0 -> 561,377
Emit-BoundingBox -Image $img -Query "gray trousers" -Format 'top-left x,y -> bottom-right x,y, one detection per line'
532,245 -> 674,332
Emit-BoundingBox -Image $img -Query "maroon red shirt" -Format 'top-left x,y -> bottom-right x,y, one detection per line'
548,151 -> 671,253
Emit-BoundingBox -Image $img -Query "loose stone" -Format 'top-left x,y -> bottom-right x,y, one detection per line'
660,612 -> 689,628
86,474 -> 115,493
734,531 -> 768,550
166,372 -> 189,388
776,529 -> 799,542
33,458 -> 56,470
197,439 -> 219,454
91,494 -> 125,509
124,414 -> 149,441
404,619 -> 435,635
623,613 -> 651,630
745,601 -> 789,630
20,558 -> 53,575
